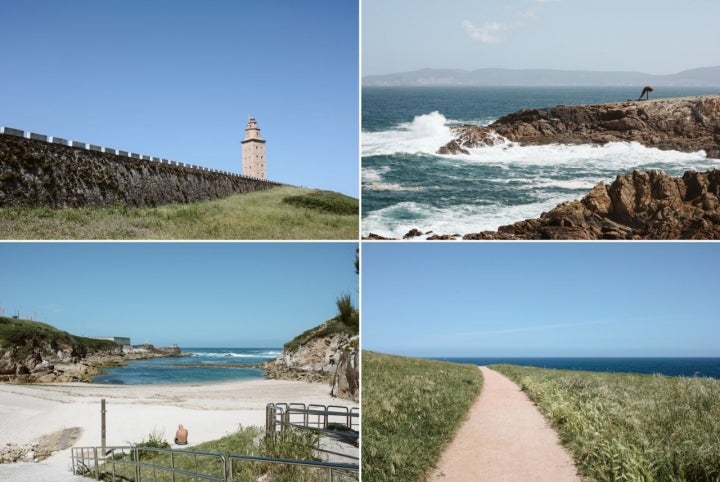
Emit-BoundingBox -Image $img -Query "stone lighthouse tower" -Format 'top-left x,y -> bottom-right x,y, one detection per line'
241,116 -> 266,179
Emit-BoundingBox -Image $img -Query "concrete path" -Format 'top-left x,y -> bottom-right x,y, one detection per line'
428,366 -> 580,482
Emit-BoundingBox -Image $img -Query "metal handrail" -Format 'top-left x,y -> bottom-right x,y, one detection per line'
71,445 -> 226,482
266,402 -> 360,434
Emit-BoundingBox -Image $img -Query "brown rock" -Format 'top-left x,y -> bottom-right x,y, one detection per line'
403,228 -> 424,239
462,169 -> 720,240
438,95 -> 720,157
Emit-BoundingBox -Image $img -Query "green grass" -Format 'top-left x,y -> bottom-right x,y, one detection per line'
361,351 -> 483,482
283,317 -> 359,353
492,364 -> 720,482
91,426 -> 354,482
0,186 -> 358,239
0,316 -> 118,360
282,190 -> 358,215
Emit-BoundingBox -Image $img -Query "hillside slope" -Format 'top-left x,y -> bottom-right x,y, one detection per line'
262,317 -> 359,402
0,316 -> 121,382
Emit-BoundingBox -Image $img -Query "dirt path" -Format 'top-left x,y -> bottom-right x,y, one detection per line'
429,366 -> 580,482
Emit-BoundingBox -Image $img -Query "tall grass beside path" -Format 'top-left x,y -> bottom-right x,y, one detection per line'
492,364 -> 720,481
362,351 -> 483,482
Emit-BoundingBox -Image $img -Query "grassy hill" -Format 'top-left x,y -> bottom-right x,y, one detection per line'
0,316 -> 117,361
283,315 -> 359,354
0,186 -> 358,239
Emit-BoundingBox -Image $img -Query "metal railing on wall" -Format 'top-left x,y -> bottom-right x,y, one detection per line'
1,126 -> 278,184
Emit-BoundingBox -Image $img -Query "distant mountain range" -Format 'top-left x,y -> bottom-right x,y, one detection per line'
362,66 -> 720,87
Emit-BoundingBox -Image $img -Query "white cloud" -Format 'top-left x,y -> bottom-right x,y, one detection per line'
462,20 -> 506,44
464,0 -> 559,43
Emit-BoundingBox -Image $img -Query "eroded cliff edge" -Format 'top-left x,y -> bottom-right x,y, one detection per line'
438,95 -> 720,158
262,319 -> 359,402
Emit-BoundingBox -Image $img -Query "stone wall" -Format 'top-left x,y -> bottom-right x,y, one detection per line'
0,131 -> 280,208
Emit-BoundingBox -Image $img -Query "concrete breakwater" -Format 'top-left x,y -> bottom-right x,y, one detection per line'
0,127 -> 281,208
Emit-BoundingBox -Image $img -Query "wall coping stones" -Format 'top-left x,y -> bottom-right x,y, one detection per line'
1,125 -> 280,184
1,127 -> 25,137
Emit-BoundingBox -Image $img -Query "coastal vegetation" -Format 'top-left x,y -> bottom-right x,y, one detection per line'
262,249 -> 359,402
282,189 -> 358,215
493,364 -> 720,481
0,186 -> 358,240
92,426 -> 348,482
0,316 -> 117,363
361,352 -> 483,482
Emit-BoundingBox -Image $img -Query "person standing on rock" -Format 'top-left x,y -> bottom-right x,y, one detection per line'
638,86 -> 653,100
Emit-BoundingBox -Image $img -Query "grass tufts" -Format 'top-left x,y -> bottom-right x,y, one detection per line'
282,190 -> 358,215
361,351 -> 483,482
0,186 -> 358,239
492,364 -> 720,482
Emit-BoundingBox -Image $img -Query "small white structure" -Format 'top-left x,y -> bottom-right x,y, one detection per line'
241,116 -> 267,179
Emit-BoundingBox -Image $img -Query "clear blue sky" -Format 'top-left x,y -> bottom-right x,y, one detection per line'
362,243 -> 720,357
0,242 -> 358,347
0,1 -> 359,197
363,0 -> 720,76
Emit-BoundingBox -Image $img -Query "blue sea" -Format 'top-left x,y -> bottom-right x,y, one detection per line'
431,357 -> 720,379
362,86 -> 720,238
92,347 -> 281,385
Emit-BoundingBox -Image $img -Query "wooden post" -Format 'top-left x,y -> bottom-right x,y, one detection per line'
101,399 -> 106,455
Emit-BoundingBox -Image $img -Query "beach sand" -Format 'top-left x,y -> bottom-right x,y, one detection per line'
0,378 -> 348,481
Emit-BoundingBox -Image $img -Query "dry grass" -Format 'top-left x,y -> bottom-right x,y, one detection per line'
493,364 -> 720,481
0,186 -> 358,239
361,351 -> 483,482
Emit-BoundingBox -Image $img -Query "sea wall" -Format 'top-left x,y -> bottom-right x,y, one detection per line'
0,128 -> 280,208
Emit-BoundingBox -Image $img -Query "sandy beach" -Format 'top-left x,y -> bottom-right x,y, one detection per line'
0,378 -> 348,480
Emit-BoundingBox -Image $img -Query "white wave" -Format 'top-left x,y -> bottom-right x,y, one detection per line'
362,167 -> 426,192
447,140 -> 708,170
190,350 -> 281,358
362,111 -> 455,157
532,178 -> 600,190
362,199 -> 561,239
363,183 -> 426,192
362,166 -> 390,183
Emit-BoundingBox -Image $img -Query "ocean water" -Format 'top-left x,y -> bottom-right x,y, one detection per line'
362,86 -> 720,238
93,347 -> 281,385
432,357 -> 720,379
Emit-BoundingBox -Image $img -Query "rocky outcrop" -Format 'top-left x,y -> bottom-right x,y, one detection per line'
331,347 -> 359,402
262,318 -> 359,402
365,170 -> 720,240
438,95 -> 720,158
0,134 -> 279,208
264,331 -> 358,382
470,169 -> 720,239
0,316 -> 183,383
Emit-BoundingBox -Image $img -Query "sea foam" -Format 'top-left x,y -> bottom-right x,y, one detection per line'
362,111 -> 455,156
